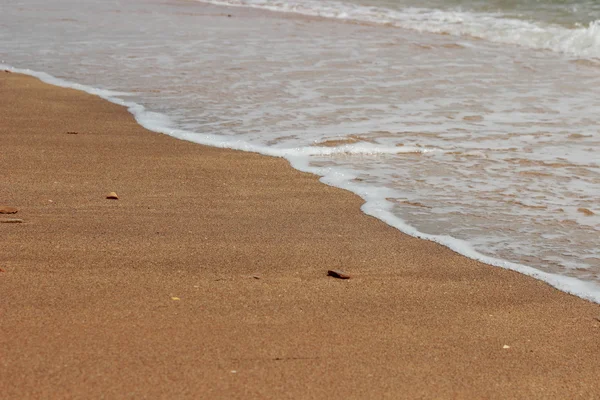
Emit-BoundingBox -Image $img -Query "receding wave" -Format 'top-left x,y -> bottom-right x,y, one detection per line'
197,0 -> 600,59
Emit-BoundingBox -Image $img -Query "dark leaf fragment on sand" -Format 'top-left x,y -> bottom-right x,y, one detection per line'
327,269 -> 351,279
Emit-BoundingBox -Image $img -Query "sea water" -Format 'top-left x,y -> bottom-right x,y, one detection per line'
1,0 -> 599,302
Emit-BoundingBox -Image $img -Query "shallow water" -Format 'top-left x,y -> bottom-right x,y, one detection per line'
1,0 -> 599,301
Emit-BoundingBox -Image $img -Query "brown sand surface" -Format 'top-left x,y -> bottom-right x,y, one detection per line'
1,73 -> 599,399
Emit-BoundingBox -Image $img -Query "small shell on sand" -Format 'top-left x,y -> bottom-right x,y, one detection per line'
1,218 -> 23,223
0,206 -> 18,214
327,270 -> 351,279
106,192 -> 119,200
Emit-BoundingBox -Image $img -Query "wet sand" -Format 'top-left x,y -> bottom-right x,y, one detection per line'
1,72 -> 599,398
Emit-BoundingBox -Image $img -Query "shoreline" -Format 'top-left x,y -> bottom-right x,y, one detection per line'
1,72 -> 599,397
4,63 -> 599,304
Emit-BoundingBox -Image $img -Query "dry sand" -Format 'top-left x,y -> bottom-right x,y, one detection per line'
1,72 -> 599,399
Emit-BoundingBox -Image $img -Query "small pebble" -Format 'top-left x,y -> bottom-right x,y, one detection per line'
106,192 -> 119,200
0,206 -> 18,214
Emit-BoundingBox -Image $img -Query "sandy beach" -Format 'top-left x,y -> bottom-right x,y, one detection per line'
1,72 -> 599,398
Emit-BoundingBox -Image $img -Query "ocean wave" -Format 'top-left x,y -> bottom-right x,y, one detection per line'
197,0 -> 600,59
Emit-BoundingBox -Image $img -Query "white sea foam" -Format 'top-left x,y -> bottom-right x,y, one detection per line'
5,63 -> 600,304
197,0 -> 600,59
